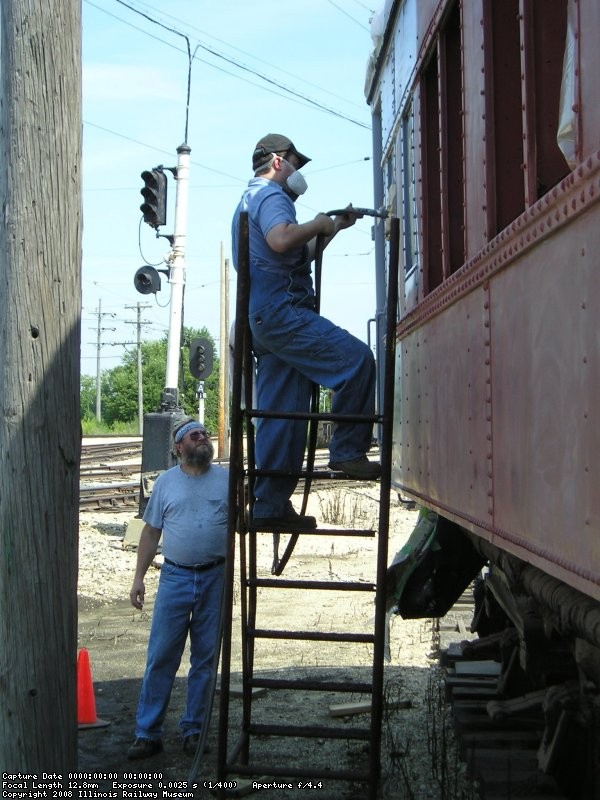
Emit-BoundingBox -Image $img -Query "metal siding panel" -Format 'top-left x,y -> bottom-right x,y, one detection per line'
490,209 -> 600,595
394,0 -> 418,112
395,290 -> 492,525
381,50 -> 396,151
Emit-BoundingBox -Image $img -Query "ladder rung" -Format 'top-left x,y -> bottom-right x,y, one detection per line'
244,408 -> 382,424
247,578 -> 376,591
248,722 -> 371,740
250,676 -> 372,693
249,524 -> 376,537
227,761 -> 370,782
250,628 -> 375,644
248,468 -> 376,481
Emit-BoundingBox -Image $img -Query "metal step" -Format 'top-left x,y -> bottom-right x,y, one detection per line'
249,676 -> 373,693
247,577 -> 376,591
249,628 -> 375,644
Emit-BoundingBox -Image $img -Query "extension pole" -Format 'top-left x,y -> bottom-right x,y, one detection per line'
163,142 -> 191,408
218,244 -> 230,458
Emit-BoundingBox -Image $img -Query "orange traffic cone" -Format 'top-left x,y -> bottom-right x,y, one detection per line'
77,648 -> 110,729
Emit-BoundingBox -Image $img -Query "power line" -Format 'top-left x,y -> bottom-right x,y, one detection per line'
348,0 -> 377,11
83,120 -> 245,182
326,0 -> 371,31
84,0 -> 370,130
121,0 -> 369,113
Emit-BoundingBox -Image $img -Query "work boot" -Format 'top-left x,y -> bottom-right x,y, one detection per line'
183,733 -> 210,755
127,737 -> 163,760
252,501 -> 317,531
328,456 -> 381,480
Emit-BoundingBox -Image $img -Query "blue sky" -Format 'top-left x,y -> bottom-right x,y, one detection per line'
81,0 -> 379,378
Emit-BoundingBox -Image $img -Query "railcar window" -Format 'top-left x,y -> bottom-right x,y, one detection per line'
483,0 -> 524,236
442,2 -> 465,276
421,0 -> 465,295
483,0 -> 571,237
400,105 -> 418,276
422,49 -> 443,293
525,0 -> 570,199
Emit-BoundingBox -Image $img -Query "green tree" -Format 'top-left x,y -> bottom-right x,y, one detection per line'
80,374 -> 96,420
98,326 -> 220,431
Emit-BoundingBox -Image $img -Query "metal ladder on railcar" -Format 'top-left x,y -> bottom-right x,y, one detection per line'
216,213 -> 400,799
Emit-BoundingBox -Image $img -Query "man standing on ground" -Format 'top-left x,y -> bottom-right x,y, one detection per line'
127,419 -> 228,759
231,133 -> 380,532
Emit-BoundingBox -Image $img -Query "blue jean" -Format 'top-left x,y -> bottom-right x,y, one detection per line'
249,299 -> 376,518
135,562 -> 224,740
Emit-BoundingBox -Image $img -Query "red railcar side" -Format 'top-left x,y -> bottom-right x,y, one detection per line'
366,0 -> 599,602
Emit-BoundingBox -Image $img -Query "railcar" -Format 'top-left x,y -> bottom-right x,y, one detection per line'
366,0 -> 599,792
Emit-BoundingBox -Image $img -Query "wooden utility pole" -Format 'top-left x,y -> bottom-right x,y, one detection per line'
125,302 -> 152,434
0,0 -> 82,772
92,299 -> 116,422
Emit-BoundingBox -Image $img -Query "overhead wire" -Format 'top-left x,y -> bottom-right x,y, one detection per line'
326,0 -> 371,31
117,0 -> 369,113
87,0 -> 370,130
85,1 -> 363,125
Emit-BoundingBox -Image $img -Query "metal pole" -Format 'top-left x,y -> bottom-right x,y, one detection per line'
163,142 -> 191,408
136,302 -> 144,435
95,298 -> 102,421
198,380 -> 205,425
218,245 -> 230,458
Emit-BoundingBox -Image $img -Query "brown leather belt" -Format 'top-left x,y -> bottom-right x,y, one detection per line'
163,557 -> 225,572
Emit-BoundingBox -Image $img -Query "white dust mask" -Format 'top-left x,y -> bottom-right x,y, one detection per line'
284,169 -> 308,198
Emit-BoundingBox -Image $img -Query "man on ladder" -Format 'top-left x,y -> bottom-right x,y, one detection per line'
231,133 -> 380,532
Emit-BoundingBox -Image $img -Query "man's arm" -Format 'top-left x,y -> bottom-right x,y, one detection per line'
306,205 -> 364,261
266,213 -> 335,253
129,523 -> 162,610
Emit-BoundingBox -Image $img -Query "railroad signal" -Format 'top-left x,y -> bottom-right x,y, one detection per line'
140,168 -> 167,228
189,337 -> 213,380
134,265 -> 163,295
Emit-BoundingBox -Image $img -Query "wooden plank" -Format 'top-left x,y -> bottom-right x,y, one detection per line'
454,660 -> 502,676
445,674 -> 498,687
328,699 -> 412,717
451,686 -> 498,699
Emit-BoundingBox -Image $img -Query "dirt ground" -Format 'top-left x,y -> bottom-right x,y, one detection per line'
77,486 -> 473,799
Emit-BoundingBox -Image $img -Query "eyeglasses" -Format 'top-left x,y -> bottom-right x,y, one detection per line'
188,430 -> 208,441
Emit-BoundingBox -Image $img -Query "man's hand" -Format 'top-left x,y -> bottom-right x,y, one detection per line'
314,212 -> 336,237
333,204 -> 364,233
130,577 -> 146,610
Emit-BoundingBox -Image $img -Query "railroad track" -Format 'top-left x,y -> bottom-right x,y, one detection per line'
78,439 -> 381,512
80,438 -> 142,512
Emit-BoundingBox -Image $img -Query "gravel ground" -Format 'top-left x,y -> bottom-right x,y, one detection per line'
77,487 -> 478,799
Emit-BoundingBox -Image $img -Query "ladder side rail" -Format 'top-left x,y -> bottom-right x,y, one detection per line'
236,214 -> 256,765
237,214 -> 260,761
216,211 -> 251,789
368,216 -> 401,799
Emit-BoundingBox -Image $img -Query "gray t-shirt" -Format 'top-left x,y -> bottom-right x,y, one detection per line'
143,464 -> 229,564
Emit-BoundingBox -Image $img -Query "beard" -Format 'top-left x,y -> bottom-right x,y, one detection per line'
182,438 -> 214,468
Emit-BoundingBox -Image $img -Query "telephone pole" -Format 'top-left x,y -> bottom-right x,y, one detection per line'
124,302 -> 152,434
91,298 -> 116,421
0,0 -> 81,770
